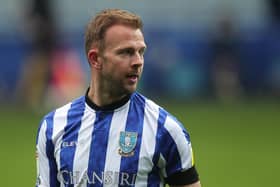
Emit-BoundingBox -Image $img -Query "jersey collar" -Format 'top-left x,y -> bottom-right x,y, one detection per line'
85,88 -> 132,111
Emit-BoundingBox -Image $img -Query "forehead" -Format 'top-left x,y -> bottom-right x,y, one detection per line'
104,24 -> 146,50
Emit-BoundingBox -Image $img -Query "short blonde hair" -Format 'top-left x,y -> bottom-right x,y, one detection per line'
85,9 -> 143,55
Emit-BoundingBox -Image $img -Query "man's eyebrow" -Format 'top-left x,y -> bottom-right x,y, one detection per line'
115,45 -> 146,53
116,47 -> 134,52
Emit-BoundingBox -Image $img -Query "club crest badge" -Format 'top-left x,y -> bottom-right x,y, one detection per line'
118,131 -> 137,157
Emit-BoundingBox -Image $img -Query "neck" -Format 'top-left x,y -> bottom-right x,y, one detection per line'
88,82 -> 128,107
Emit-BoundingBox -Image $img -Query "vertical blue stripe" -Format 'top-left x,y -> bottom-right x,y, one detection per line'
119,93 -> 145,186
60,97 -> 85,187
157,109 -> 183,177
87,111 -> 113,187
147,107 -> 167,186
45,111 -> 60,187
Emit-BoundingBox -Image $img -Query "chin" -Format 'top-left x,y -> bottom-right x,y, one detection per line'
124,85 -> 137,94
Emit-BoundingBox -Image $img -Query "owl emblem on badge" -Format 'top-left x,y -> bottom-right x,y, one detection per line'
118,131 -> 138,157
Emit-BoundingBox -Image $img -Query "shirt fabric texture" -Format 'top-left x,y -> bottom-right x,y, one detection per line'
36,91 -> 198,187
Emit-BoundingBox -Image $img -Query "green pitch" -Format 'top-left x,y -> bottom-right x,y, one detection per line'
0,100 -> 279,186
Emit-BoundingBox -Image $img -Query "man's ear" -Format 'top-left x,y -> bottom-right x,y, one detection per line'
88,48 -> 102,70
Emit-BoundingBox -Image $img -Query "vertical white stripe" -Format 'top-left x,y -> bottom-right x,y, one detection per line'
164,116 -> 193,170
52,103 -> 72,187
72,108 -> 96,187
37,120 -> 50,186
135,100 -> 159,186
103,101 -> 130,187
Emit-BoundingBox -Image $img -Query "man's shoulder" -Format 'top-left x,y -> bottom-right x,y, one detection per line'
36,96 -> 86,142
134,93 -> 187,130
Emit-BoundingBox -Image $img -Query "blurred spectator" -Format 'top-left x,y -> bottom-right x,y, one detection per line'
16,0 -> 87,110
208,16 -> 243,102
267,0 -> 280,25
266,0 -> 280,97
16,0 -> 56,109
45,47 -> 86,109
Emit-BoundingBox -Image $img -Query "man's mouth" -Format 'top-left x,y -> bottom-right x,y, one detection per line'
127,74 -> 139,83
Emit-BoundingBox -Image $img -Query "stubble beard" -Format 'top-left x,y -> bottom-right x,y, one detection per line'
100,75 -> 136,99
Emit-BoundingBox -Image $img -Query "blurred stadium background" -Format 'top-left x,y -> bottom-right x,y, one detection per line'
0,0 -> 279,186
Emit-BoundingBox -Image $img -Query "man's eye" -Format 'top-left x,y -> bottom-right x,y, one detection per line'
119,49 -> 133,55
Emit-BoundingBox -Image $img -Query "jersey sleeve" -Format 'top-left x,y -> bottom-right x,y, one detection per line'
158,115 -> 199,185
36,119 -> 59,187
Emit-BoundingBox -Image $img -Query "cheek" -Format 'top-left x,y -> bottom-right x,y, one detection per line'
103,62 -> 125,79
101,55 -> 131,77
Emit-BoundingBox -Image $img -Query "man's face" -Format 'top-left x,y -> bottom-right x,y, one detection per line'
99,24 -> 146,95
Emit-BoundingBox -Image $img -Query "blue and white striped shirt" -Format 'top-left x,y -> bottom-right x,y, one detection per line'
36,92 -> 198,187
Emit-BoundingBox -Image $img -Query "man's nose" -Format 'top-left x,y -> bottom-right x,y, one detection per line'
131,52 -> 144,67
